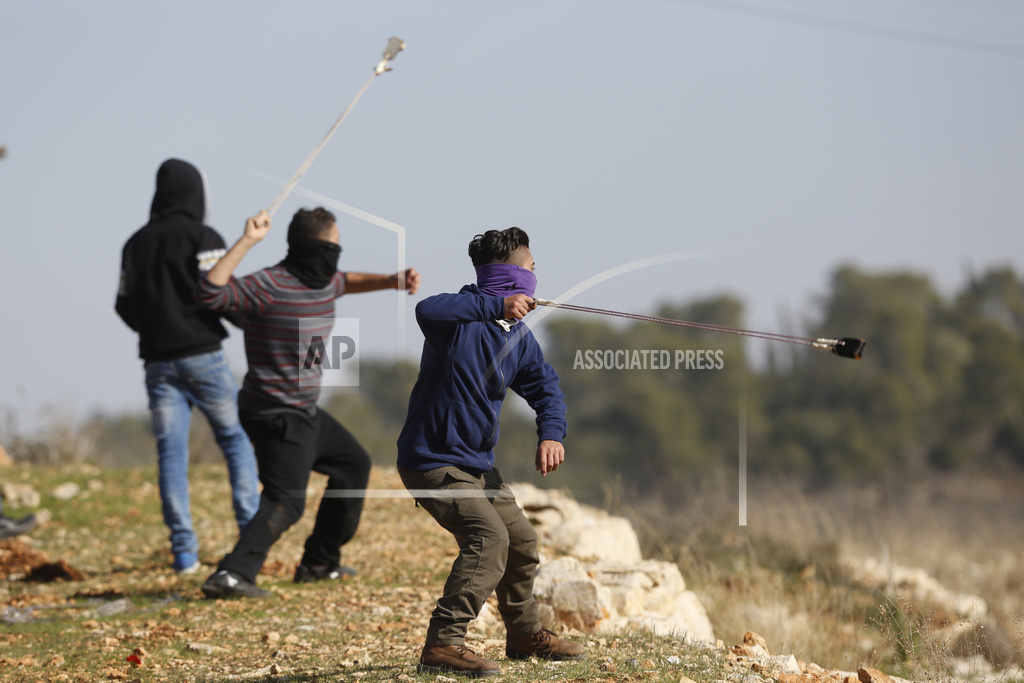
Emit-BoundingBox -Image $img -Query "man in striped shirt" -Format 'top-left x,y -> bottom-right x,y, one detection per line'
196,206 -> 420,598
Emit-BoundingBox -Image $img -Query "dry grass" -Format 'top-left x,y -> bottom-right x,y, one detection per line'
0,463 -> 720,682
4,459 -> 1024,682
627,470 -> 1024,679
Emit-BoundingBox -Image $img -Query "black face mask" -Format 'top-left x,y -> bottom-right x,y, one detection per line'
281,239 -> 342,290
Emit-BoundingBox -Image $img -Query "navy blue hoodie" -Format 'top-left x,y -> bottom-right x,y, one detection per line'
397,284 -> 567,473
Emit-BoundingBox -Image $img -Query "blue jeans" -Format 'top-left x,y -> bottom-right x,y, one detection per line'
145,350 -> 259,556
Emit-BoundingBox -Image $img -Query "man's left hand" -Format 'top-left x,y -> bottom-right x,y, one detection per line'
535,439 -> 565,476
398,268 -> 421,295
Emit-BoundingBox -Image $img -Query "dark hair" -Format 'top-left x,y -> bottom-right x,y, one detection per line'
287,207 -> 337,243
468,227 -> 530,266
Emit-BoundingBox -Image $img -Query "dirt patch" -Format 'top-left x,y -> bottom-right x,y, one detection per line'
260,557 -> 297,578
24,560 -> 84,582
0,540 -> 82,582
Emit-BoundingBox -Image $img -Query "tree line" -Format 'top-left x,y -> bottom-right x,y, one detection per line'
50,265 -> 1024,501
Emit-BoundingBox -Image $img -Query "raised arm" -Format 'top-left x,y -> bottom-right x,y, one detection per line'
416,293 -> 535,328
206,210 -> 271,286
195,211 -> 274,314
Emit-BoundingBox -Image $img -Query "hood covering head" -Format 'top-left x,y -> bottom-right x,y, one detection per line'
149,158 -> 206,222
475,263 -> 537,298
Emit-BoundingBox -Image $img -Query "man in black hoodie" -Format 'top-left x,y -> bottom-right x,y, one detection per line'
116,159 -> 260,575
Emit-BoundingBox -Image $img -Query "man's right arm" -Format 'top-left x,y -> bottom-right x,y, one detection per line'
197,228 -> 243,327
206,211 -> 270,286
195,211 -> 272,313
416,293 -> 535,328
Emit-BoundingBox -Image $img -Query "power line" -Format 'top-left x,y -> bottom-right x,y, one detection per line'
669,0 -> 1024,58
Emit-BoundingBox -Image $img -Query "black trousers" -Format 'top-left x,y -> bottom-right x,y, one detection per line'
219,407 -> 372,584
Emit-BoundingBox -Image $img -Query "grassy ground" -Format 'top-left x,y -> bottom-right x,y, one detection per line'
1,463 -> 730,683
627,471 -> 1024,680
5,462 -> 1024,683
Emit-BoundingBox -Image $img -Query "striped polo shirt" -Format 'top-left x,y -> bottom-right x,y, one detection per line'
197,265 -> 346,416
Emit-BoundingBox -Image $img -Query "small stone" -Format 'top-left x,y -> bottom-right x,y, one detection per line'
743,632 -> 769,654
186,642 -> 213,655
768,655 -> 801,675
858,668 -> 893,683
250,663 -> 282,677
0,482 -> 40,508
284,634 -> 299,644
52,482 -> 80,500
666,655 -> 681,665
262,632 -> 281,644
778,674 -> 814,683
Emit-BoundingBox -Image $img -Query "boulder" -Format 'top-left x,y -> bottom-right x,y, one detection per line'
505,483 -> 714,642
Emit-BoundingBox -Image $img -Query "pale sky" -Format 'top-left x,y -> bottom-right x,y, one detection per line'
2,0 -> 1022,432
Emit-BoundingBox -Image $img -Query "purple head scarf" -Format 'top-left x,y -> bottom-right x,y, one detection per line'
475,263 -> 537,298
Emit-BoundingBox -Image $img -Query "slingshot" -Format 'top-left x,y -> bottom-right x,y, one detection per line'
533,298 -> 866,360
267,36 -> 406,217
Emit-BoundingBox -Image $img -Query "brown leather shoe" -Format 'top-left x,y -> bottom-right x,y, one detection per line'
506,628 -> 586,660
418,643 -> 500,678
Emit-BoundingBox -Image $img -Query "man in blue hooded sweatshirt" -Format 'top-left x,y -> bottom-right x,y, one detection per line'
397,227 -> 585,678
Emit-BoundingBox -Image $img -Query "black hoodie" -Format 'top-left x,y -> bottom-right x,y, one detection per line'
115,159 -> 236,362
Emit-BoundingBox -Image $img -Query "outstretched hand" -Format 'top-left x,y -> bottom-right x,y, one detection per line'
398,268 -> 421,295
504,294 -> 536,320
535,439 -> 564,476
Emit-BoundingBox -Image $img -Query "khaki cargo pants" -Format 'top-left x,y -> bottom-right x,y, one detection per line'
399,465 -> 542,645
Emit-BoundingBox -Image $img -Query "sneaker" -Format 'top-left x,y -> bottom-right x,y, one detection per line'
173,552 -> 200,575
506,628 -> 586,660
201,570 -> 273,599
293,563 -> 357,583
0,513 -> 37,540
418,643 -> 500,678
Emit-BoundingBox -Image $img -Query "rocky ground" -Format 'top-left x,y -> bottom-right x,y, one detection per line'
0,463 -> 1015,682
